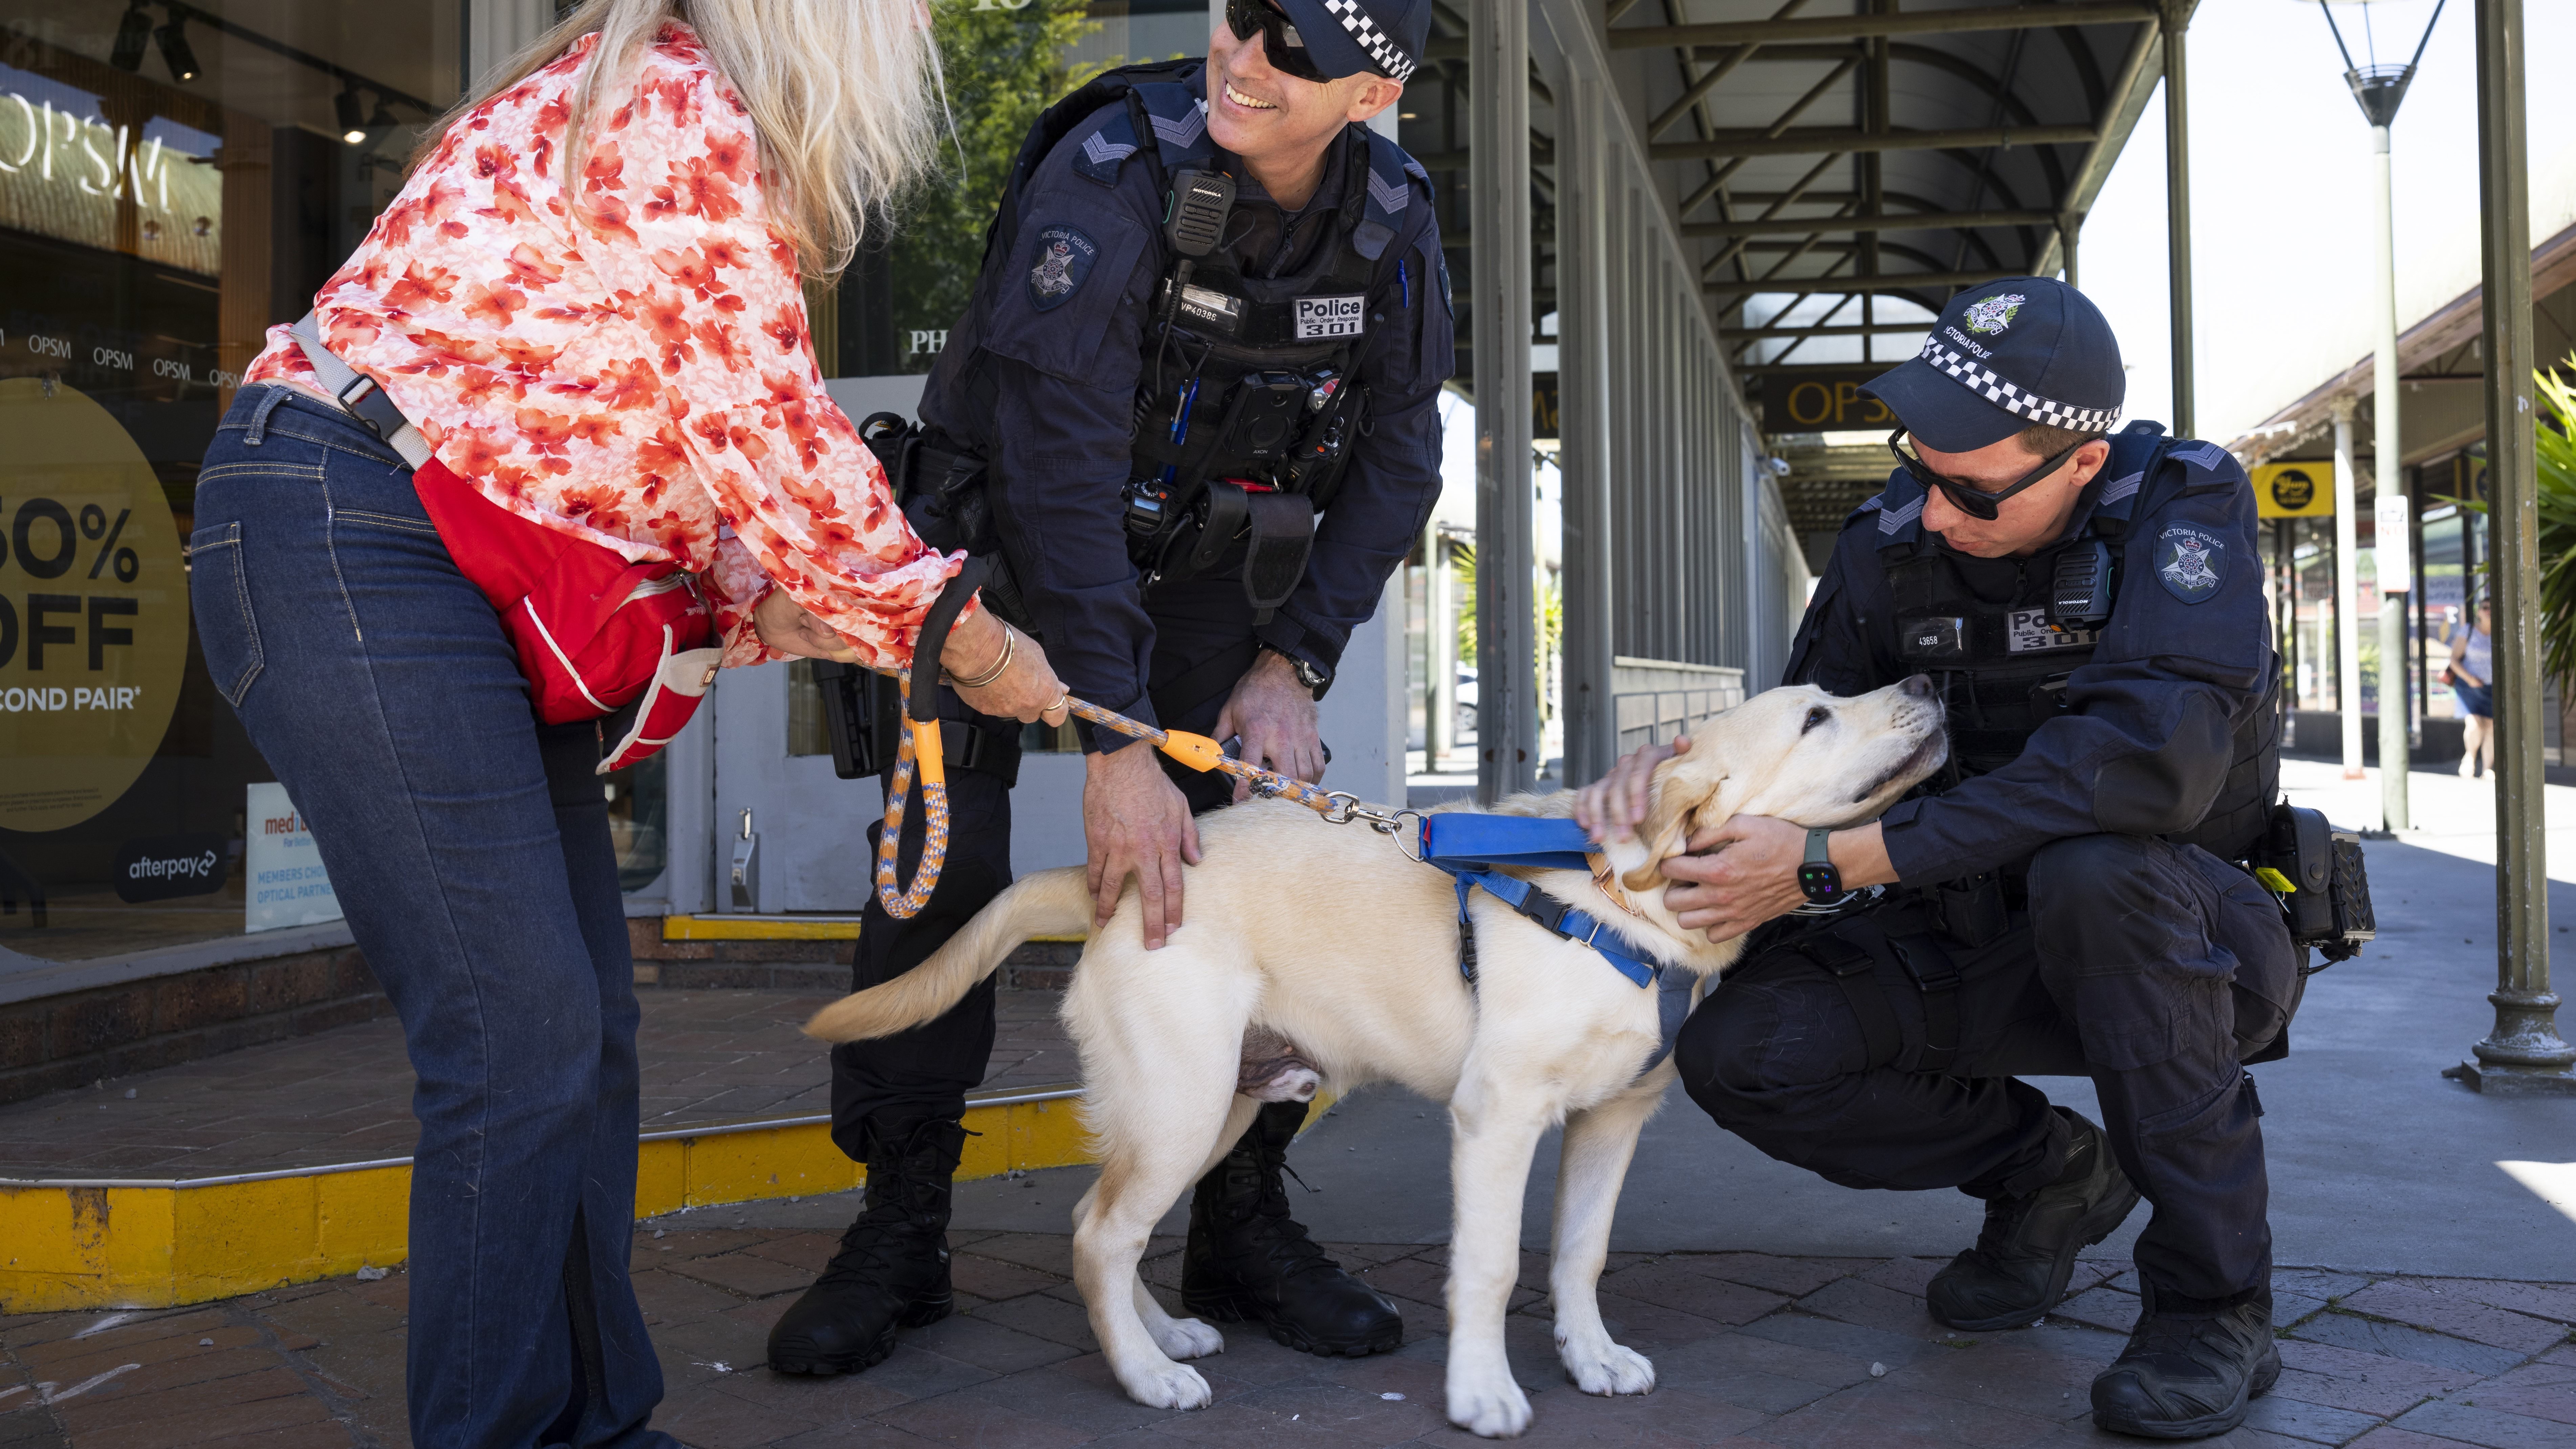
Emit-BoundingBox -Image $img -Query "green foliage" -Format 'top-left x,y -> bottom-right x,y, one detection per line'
2534,363 -> 2576,682
889,1 -> 1102,357
2451,357 -> 2576,680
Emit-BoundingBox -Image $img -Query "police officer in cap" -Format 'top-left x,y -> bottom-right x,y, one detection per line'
1578,277 -> 2298,1440
769,0 -> 1449,1375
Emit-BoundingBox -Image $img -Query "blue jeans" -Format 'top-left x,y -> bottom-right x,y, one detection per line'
191,387 -> 677,1449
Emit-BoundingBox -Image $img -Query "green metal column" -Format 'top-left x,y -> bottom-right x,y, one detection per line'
1469,0 -> 1535,803
2162,2 -> 2194,439
2451,0 -> 2574,1095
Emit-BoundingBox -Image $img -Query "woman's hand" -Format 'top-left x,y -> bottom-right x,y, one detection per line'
754,588 -> 860,663
943,609 -> 1071,728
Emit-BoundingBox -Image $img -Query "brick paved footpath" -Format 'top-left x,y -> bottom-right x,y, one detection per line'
4,1224 -> 2568,1448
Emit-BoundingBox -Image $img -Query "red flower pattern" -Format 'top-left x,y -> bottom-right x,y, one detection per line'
245,24 -> 959,670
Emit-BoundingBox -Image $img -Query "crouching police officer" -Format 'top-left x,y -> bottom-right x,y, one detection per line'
1579,278 -> 2299,1439
767,0 -> 1451,1376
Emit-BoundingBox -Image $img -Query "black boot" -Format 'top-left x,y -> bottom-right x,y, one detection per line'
767,1116 -> 966,1375
1182,1101 -> 1402,1357
2092,1288 -> 2280,1439
1927,1109 -> 2141,1331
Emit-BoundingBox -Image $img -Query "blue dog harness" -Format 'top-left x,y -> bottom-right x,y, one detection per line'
1413,814 -> 1701,1072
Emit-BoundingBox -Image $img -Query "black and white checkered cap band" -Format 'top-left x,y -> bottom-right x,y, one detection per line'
1322,0 -> 1417,82
1916,337 -> 2120,433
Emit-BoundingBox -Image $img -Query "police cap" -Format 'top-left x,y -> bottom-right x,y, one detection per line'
1268,0 -> 1430,83
1861,277 -> 2125,453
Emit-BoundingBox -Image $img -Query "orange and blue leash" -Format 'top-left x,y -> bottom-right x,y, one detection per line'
871,672 -> 1412,920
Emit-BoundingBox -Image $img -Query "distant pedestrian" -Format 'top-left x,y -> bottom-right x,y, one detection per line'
2444,599 -> 2495,778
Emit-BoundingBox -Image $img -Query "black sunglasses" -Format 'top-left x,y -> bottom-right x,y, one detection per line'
1887,429 -> 2091,522
1227,0 -> 1333,84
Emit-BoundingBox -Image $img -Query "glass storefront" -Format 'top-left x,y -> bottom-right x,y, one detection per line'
0,1 -> 1265,967
0,1 -> 466,963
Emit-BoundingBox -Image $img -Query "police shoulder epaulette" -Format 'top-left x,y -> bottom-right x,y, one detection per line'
1866,481 -> 1927,545
1355,131 -> 1425,261
2167,439 -> 2249,496
1070,105 -> 1141,187
1136,82 -> 1218,170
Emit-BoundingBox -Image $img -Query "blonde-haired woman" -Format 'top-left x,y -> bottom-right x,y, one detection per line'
190,3 -> 1062,1442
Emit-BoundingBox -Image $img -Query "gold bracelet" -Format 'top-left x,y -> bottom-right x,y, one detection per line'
944,623 -> 1015,690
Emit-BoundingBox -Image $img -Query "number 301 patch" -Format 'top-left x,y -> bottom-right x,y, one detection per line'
1293,295 -> 1366,339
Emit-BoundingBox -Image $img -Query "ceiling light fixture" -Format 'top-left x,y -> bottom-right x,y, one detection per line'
154,15 -> 200,83
336,85 -> 368,145
111,2 -> 154,73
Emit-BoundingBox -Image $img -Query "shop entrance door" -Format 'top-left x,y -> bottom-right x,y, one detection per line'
708,661 -> 882,914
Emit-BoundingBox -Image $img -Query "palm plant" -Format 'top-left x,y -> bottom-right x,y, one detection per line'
2454,359 -> 2576,679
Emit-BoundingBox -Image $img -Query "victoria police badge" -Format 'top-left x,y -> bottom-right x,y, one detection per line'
1026,224 -> 1098,312
2154,523 -> 2227,603
1963,293 -> 2025,334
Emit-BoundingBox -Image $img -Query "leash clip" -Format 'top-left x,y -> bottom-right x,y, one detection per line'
1322,793 -> 1422,847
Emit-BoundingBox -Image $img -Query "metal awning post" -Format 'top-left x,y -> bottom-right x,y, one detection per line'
1470,0 -> 1536,803
2332,397 -> 2364,782
2453,0 -> 2574,1094
2162,1 -> 2194,438
1559,65 -> 1617,785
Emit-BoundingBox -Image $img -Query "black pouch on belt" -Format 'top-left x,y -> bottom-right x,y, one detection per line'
1928,871 -> 2009,948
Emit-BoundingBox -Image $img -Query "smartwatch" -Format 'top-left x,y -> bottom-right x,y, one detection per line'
1796,827 -> 1845,903
1263,646 -> 1333,699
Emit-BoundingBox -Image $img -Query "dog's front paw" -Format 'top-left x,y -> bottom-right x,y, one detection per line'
1152,1316 -> 1225,1360
1117,1360 -> 1214,1411
1446,1371 -> 1534,1438
1559,1338 -> 1655,1397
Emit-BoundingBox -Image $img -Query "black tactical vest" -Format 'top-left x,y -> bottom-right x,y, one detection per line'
1878,427 -> 2280,861
936,64 -> 1427,623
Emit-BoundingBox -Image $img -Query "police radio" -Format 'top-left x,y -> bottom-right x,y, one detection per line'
2049,538 -> 2116,634
1164,169 -> 1236,258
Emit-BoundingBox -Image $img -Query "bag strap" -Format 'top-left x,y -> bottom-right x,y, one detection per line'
287,314 -> 430,469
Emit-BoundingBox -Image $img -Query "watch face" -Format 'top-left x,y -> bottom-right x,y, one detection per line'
1796,862 -> 1843,902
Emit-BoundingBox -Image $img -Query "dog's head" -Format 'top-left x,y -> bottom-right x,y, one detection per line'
1609,675 -> 1948,891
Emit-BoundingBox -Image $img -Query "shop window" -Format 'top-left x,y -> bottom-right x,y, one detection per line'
0,2 -> 462,966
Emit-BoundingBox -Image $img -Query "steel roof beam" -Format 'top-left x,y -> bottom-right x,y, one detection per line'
1709,268 -> 2020,298
1647,0 -> 1815,141
1721,322 -> 1936,339
1653,123 -> 2095,161
1608,2 -> 2158,49
1684,206 -> 2058,238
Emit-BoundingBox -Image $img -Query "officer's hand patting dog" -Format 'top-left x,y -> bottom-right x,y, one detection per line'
805,678 -> 1946,1437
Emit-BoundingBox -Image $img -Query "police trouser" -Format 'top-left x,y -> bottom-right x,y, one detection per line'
829,573 -> 1268,1161
1673,833 -> 2302,1305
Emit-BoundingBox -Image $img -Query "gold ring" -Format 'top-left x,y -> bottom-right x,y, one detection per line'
1046,692 -> 1069,713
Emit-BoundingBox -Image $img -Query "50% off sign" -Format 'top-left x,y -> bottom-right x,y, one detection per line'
0,377 -> 185,834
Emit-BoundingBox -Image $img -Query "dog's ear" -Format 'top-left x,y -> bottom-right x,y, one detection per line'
1620,748 -> 1724,891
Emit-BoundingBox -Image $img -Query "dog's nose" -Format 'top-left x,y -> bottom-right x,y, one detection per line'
1900,673 -> 1935,699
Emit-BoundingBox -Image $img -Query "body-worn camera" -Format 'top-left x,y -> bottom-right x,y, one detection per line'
2248,801 -> 2375,967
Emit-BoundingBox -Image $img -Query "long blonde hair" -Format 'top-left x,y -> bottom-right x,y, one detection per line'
415,0 -> 941,279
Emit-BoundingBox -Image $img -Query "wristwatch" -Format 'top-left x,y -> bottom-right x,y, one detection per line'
1263,646 -> 1332,699
1796,827 -> 1845,903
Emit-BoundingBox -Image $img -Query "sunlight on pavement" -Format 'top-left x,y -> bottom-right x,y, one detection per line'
2498,1161 -> 2576,1227
2278,758 -> 2576,884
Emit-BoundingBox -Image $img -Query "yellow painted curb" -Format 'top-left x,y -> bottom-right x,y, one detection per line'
0,1083 -> 1342,1314
0,1085 -> 1082,1314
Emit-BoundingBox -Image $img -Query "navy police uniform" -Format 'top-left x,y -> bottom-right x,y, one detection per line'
1675,426 -> 2301,1303
1671,280 -> 2303,1437
832,63 -> 1452,1152
772,2 -> 1443,1381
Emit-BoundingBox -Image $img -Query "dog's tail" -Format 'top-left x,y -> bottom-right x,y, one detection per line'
801,868 -> 1090,1043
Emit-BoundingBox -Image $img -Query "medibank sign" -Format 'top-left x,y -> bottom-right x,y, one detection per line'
244,781 -> 341,934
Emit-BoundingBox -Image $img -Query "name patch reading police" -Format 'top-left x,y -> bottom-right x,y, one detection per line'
2006,608 -> 2094,653
1027,224 -> 1099,312
1293,294 -> 1366,340
2155,523 -> 2227,603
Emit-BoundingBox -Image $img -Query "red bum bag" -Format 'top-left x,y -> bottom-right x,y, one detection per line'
410,457 -> 721,770
287,316 -> 719,771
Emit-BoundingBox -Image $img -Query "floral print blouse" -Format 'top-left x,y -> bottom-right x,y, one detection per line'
246,23 -> 958,670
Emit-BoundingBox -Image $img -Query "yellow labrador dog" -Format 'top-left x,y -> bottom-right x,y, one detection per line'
807,678 -> 1946,1437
